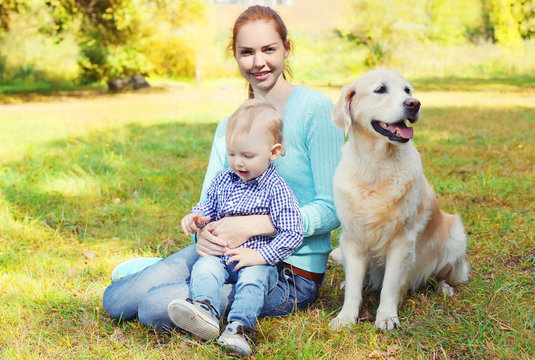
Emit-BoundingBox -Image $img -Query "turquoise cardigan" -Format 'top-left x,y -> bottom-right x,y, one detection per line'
199,86 -> 345,274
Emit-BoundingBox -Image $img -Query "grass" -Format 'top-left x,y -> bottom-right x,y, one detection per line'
0,79 -> 534,359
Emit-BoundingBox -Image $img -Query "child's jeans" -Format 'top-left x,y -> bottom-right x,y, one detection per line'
190,255 -> 278,328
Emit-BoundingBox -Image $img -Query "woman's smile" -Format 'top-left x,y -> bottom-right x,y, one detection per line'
252,71 -> 270,81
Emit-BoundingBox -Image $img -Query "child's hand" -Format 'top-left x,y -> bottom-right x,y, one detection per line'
225,248 -> 267,271
181,213 -> 211,235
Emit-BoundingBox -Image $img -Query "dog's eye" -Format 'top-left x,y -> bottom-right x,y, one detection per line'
404,87 -> 411,94
374,85 -> 387,94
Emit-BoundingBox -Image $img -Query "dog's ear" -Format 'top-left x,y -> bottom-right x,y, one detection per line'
332,84 -> 356,136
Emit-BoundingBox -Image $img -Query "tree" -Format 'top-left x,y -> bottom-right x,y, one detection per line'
426,0 -> 483,45
0,0 -> 81,84
486,0 -> 534,42
0,0 -> 27,31
339,0 -> 429,66
338,0 -> 534,67
23,0 -> 208,83
0,0 -> 208,83
517,0 -> 535,39
486,0 -> 524,46
63,0 -> 155,82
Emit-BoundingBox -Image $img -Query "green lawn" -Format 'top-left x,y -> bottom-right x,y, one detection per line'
0,81 -> 533,359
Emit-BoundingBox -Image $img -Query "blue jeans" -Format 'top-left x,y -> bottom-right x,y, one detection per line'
191,255 -> 278,328
102,244 -> 321,331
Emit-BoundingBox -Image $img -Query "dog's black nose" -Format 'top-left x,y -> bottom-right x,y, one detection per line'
404,98 -> 421,111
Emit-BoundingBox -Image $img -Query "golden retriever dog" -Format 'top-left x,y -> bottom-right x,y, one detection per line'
328,69 -> 469,330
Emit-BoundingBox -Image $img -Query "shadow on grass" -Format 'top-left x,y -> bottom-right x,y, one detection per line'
0,83 -> 173,105
0,121 -> 217,268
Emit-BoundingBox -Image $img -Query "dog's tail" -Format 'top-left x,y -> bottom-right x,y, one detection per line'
439,213 -> 470,283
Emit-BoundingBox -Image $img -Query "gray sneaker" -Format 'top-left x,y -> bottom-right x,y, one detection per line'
167,298 -> 220,340
217,321 -> 256,356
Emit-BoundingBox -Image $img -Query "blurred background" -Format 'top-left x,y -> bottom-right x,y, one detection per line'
0,0 -> 533,90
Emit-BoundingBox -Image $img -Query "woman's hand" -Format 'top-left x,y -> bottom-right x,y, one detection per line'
206,215 -> 276,249
195,226 -> 228,257
225,247 -> 267,271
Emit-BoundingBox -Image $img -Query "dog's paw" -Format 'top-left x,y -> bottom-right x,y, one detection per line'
437,281 -> 455,297
329,315 -> 355,330
375,309 -> 400,330
375,316 -> 400,330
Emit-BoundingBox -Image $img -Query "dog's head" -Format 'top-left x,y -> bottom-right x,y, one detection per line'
332,69 -> 420,144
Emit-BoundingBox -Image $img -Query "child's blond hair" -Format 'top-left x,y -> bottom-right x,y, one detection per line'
226,99 -> 283,146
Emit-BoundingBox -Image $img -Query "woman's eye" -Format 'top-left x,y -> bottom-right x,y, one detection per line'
264,47 -> 275,53
240,50 -> 252,56
374,86 -> 387,94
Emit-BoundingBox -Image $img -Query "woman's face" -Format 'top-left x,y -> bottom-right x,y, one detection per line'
234,21 -> 289,96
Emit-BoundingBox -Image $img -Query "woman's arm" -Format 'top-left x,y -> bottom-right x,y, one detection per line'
206,215 -> 276,249
300,93 -> 345,237
198,119 -> 228,203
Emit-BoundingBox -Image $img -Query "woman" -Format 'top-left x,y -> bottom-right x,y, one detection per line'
102,5 -> 344,331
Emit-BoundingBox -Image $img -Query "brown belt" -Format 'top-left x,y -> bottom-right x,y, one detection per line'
283,263 -> 324,284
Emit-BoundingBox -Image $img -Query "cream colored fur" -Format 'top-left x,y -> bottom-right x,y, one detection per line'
329,70 -> 469,330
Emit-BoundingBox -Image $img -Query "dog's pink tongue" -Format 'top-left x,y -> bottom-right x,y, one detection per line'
387,123 -> 413,139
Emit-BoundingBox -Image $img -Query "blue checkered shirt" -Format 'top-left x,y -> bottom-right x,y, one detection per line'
192,164 -> 303,265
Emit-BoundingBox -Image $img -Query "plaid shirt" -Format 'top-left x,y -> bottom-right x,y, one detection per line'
192,164 -> 303,265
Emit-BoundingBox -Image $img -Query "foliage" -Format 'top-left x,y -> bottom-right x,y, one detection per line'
338,0 -> 488,66
337,0 -> 427,67
486,0 -> 523,46
0,0 -> 79,84
485,0 -> 535,46
134,1 -> 210,79
0,0 -> 207,84
339,0 -> 534,67
0,0 -> 28,30
518,0 -> 535,38
58,0 -> 208,82
0,82 -> 533,358
291,32 -> 535,85
427,0 -> 484,44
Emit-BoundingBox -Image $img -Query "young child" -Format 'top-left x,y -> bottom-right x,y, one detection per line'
168,99 -> 303,356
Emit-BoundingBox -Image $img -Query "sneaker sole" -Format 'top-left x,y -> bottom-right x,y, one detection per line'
218,334 -> 251,356
168,300 -> 219,340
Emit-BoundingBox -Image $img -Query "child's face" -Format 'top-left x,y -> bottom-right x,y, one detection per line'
227,126 -> 281,182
